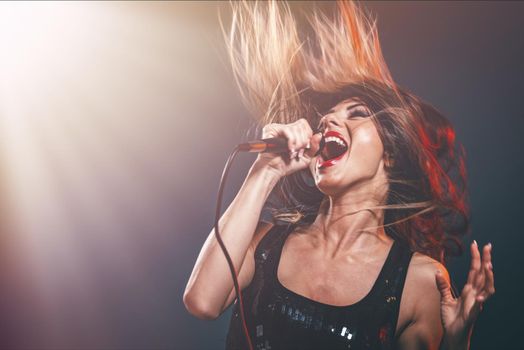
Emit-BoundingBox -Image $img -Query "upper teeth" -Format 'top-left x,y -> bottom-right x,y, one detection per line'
325,136 -> 346,147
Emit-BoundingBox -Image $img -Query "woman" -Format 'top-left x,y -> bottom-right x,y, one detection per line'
183,2 -> 494,349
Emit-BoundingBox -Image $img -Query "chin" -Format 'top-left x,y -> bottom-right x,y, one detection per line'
314,175 -> 349,197
314,170 -> 384,199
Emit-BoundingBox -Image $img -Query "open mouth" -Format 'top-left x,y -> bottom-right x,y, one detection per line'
318,130 -> 349,169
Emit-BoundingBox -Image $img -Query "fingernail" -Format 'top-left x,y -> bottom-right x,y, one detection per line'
488,242 -> 492,249
473,240 -> 477,246
488,263 -> 493,270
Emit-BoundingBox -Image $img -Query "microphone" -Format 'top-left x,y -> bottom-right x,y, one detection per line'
237,137 -> 288,153
237,136 -> 325,154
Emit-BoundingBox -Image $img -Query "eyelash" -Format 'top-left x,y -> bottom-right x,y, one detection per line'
347,106 -> 370,119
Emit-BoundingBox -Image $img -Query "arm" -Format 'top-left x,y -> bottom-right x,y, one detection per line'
396,255 -> 446,350
183,167 -> 279,320
183,119 -> 320,319
397,242 -> 495,350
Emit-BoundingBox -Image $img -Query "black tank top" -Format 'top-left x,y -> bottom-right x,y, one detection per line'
225,224 -> 414,350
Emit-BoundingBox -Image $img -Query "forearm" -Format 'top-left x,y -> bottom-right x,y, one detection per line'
183,164 -> 280,318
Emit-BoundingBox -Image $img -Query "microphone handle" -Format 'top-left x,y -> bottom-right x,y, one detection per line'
237,137 -> 289,153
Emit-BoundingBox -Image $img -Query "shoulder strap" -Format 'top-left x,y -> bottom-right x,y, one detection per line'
378,241 -> 413,335
248,223 -> 293,315
254,223 -> 294,264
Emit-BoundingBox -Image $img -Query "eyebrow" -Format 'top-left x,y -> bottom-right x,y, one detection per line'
327,102 -> 365,114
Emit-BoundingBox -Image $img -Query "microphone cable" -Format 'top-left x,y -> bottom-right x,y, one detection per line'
213,133 -> 322,350
213,145 -> 254,350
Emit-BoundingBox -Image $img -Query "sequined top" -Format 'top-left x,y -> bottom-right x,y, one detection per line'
225,224 -> 414,350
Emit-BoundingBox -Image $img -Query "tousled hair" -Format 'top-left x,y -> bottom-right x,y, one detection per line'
223,1 -> 469,263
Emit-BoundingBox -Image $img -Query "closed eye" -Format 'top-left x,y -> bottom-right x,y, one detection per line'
347,104 -> 371,118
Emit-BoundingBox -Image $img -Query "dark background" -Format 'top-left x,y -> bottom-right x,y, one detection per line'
0,1 -> 522,349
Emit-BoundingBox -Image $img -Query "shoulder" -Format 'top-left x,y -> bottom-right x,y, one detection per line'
408,252 -> 449,286
250,221 -> 275,253
396,252 -> 447,348
249,222 -> 294,256
404,252 -> 449,313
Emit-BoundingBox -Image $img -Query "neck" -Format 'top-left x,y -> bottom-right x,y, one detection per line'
309,178 -> 391,258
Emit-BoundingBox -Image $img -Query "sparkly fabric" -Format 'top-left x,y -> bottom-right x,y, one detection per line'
225,224 -> 413,350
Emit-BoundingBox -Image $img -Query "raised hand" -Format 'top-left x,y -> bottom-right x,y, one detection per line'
436,241 -> 495,348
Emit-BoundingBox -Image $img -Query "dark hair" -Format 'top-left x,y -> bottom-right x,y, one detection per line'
271,81 -> 469,263
225,1 -> 468,263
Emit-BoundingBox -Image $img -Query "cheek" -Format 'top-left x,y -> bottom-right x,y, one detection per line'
352,121 -> 381,147
349,125 -> 384,170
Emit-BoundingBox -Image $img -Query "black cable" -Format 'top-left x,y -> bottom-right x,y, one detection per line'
214,146 -> 254,350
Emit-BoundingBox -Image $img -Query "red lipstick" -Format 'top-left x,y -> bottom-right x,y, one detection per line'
317,130 -> 348,169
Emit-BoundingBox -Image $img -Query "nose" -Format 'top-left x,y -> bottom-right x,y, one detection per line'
318,113 -> 342,132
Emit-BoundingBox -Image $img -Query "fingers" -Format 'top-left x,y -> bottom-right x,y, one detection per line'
435,269 -> 454,302
286,119 -> 312,154
477,243 -> 495,302
304,132 -> 322,158
469,295 -> 484,320
473,244 -> 491,291
446,242 -> 494,328
465,240 -> 495,304
479,262 -> 495,301
466,240 -> 481,286
282,125 -> 301,155
262,119 -> 313,157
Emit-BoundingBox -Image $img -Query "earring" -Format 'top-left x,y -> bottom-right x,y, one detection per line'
385,152 -> 395,168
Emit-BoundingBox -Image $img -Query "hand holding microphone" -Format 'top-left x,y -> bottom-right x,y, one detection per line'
243,119 -> 324,179
205,118 -> 323,350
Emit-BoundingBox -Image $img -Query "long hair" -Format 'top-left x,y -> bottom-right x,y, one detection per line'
223,1 -> 468,263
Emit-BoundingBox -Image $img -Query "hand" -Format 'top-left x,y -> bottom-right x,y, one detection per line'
436,241 -> 495,347
253,118 -> 322,179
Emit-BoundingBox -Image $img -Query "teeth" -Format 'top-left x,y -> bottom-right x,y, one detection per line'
324,136 -> 347,147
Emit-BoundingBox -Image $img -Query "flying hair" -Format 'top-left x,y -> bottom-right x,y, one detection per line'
222,1 -> 469,263
222,0 -> 398,126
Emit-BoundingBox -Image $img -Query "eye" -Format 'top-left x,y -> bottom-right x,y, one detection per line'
346,104 -> 371,119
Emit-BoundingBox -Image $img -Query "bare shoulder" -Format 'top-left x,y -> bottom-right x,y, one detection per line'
396,252 -> 447,347
408,252 -> 449,283
397,252 -> 448,334
404,252 -> 449,306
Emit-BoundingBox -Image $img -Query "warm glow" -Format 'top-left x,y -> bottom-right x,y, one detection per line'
0,1 -> 231,347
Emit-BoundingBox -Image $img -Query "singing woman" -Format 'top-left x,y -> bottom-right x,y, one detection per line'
183,2 -> 494,349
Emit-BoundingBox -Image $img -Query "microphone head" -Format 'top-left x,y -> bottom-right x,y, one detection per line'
314,134 -> 325,157
319,134 -> 325,152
